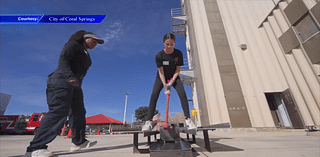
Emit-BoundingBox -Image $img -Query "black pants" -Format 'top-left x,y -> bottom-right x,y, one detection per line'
27,77 -> 87,152
147,76 -> 190,120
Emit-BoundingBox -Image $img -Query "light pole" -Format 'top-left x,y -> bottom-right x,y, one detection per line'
123,93 -> 129,124
131,112 -> 134,128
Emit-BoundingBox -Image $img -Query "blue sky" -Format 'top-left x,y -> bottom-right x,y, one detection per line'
0,0 -> 193,123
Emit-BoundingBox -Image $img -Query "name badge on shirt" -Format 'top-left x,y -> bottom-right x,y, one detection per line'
163,61 -> 169,65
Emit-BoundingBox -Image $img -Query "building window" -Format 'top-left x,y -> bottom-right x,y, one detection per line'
294,14 -> 320,43
32,115 -> 39,121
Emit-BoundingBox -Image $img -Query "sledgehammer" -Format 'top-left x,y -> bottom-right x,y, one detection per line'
163,80 -> 171,130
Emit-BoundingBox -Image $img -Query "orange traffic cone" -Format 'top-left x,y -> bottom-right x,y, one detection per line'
65,129 -> 72,139
97,128 -> 101,135
60,124 -> 66,136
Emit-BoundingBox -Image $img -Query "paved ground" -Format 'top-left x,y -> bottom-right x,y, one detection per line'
1,130 -> 319,157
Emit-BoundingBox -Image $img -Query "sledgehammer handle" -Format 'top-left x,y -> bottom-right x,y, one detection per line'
164,80 -> 170,128
165,91 -> 170,124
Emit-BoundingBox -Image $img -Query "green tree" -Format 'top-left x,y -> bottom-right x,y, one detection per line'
135,106 -> 159,122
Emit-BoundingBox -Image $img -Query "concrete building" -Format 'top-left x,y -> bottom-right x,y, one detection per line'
174,0 -> 320,129
0,93 -> 12,115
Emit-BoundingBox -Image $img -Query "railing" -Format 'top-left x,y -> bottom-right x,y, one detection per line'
171,8 -> 186,36
171,8 -> 185,17
181,59 -> 190,70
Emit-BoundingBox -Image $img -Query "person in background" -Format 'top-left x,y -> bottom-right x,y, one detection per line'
142,33 -> 196,131
24,30 -> 104,157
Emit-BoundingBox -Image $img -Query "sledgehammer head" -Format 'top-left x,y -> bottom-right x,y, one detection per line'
163,124 -> 170,130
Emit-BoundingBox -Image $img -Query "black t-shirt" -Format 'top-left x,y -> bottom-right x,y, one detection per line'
155,48 -> 184,80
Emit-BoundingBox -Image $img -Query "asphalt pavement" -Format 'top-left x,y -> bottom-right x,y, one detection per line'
1,129 -> 319,157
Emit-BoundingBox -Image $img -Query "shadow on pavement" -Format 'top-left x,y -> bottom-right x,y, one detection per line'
10,142 -> 148,157
193,137 -> 244,152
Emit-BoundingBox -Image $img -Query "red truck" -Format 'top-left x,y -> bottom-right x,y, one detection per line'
25,113 -> 45,134
0,113 -> 45,135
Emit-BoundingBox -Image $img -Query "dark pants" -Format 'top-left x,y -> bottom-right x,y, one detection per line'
147,77 -> 190,120
27,76 -> 87,152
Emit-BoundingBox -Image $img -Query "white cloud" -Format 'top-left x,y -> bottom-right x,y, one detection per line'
101,20 -> 127,47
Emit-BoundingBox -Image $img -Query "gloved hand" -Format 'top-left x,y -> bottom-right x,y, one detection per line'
164,85 -> 171,95
167,79 -> 174,87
